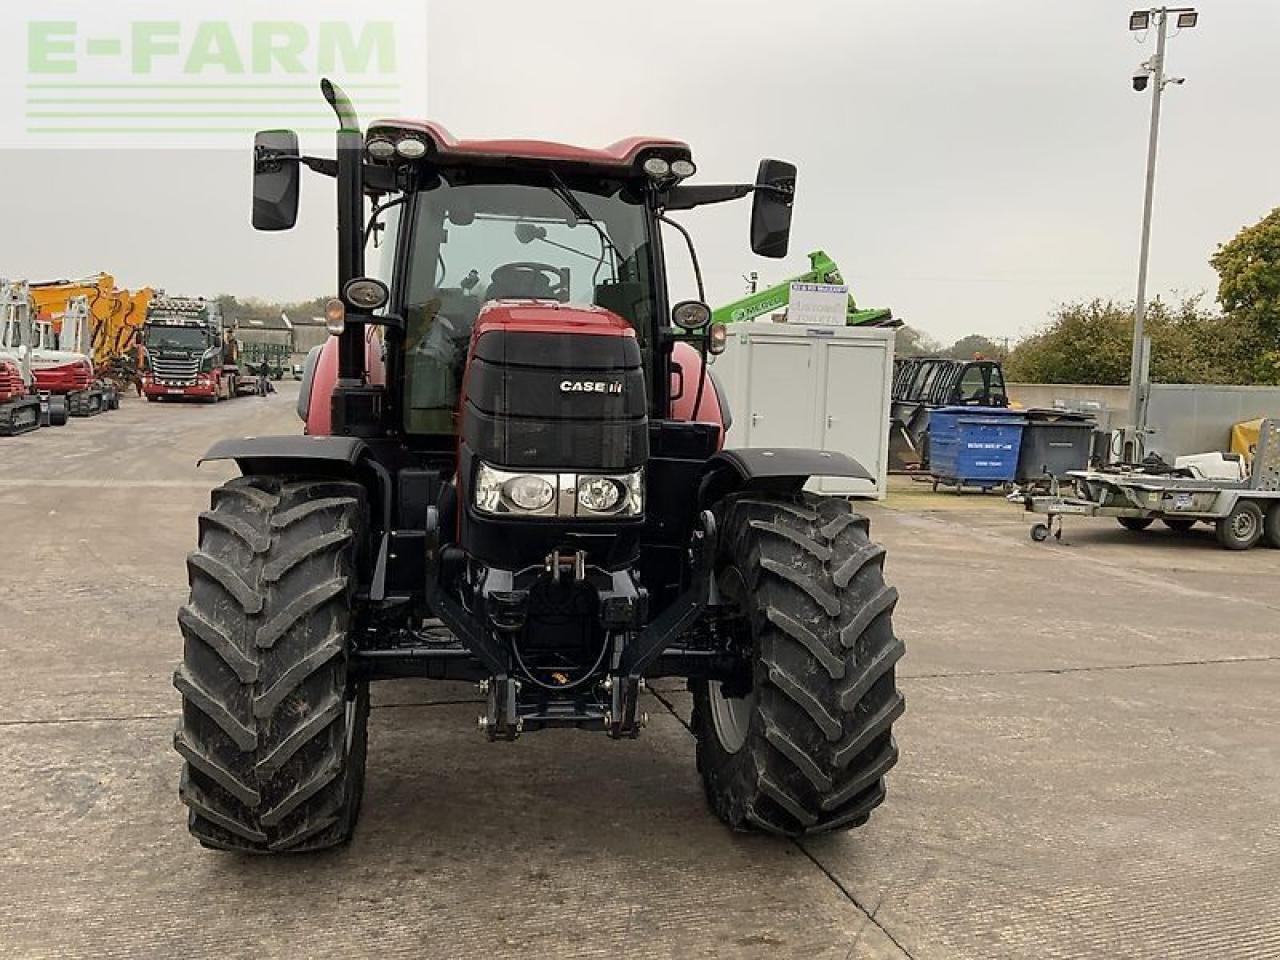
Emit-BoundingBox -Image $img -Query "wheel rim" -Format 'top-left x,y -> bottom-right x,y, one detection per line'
344,695 -> 357,754
709,681 -> 756,754
1232,510 -> 1258,541
708,565 -> 755,754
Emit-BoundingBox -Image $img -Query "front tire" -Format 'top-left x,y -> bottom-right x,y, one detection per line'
692,493 -> 905,836
173,476 -> 370,853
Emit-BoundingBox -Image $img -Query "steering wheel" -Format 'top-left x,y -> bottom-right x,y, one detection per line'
488,262 -> 570,301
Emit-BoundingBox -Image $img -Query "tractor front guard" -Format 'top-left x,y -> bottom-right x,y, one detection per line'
422,506 -> 720,741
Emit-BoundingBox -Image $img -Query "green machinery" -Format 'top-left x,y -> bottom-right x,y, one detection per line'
711,249 -> 894,327
239,340 -> 290,380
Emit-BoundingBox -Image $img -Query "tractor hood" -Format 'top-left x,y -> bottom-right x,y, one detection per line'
462,300 -> 647,472
471,300 -> 636,340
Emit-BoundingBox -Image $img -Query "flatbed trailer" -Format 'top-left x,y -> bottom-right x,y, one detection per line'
1021,419 -> 1280,550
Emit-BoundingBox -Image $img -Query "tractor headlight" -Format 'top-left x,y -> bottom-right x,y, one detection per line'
577,476 -> 621,512
576,470 -> 643,517
474,464 -> 558,516
504,475 -> 556,512
474,463 -> 643,518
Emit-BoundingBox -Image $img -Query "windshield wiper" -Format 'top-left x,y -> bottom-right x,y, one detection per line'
546,171 -> 618,285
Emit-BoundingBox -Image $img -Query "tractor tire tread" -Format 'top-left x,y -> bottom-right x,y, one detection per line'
174,475 -> 369,854
692,492 -> 904,837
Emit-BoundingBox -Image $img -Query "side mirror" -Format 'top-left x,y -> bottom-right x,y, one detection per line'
750,158 -> 797,259
252,130 -> 300,231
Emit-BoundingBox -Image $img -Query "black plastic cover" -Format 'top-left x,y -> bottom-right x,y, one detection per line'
463,328 -> 648,471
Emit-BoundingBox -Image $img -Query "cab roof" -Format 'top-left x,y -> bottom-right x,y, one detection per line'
367,119 -> 691,171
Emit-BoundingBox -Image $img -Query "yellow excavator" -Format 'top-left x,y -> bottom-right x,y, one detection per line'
29,274 -> 154,369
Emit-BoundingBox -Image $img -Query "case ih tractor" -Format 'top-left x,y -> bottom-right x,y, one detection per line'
174,81 -> 904,853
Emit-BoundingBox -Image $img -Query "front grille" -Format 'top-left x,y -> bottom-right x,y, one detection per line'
151,356 -> 200,385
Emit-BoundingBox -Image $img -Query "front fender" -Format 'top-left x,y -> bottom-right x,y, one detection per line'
200,434 -> 391,544
698,447 -> 872,506
200,435 -> 370,473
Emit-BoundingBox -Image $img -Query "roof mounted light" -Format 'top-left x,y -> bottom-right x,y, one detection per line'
642,156 -> 671,179
670,159 -> 696,179
366,137 -> 396,160
396,137 -> 428,159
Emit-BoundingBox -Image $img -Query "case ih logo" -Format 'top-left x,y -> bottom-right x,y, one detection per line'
560,380 -> 623,395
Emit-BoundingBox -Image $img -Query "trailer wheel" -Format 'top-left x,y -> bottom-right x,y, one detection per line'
692,493 -> 905,836
1161,517 -> 1196,533
1030,522 -> 1050,542
1264,503 -> 1280,549
174,476 -> 370,852
1117,517 -> 1153,532
1215,500 -> 1264,551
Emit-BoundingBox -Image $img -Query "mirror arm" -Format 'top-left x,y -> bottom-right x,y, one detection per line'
753,181 -> 795,200
254,150 -> 337,178
301,156 -> 338,177
663,183 -> 753,211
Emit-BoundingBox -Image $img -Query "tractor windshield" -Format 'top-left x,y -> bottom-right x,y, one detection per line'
398,177 -> 656,434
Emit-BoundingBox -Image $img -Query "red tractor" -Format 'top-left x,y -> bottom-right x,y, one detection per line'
175,81 -> 904,853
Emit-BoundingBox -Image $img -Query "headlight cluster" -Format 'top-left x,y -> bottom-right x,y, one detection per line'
474,463 -> 643,518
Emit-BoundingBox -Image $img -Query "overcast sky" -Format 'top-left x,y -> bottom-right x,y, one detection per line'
2,0 -> 1277,344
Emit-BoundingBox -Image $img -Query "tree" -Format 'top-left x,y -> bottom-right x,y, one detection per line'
1003,296 -> 1243,385
1004,299 -> 1132,384
1211,207 -> 1280,383
941,334 -> 1007,361
894,324 -> 940,357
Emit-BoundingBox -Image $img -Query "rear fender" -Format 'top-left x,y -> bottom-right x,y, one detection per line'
698,447 -> 872,508
669,341 -> 728,447
302,328 -> 386,436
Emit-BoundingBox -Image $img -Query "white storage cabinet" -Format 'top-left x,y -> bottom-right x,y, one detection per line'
710,323 -> 894,498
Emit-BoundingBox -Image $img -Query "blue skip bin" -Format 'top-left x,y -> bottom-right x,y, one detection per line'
929,406 -> 1028,492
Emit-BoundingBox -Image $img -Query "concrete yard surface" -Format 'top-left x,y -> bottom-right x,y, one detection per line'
1,385 -> 1277,959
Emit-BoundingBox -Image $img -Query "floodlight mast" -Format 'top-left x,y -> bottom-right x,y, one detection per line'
1123,6 -> 1197,462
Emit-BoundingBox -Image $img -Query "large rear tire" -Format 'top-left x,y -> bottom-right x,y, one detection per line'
173,476 -> 370,853
692,493 -> 905,836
